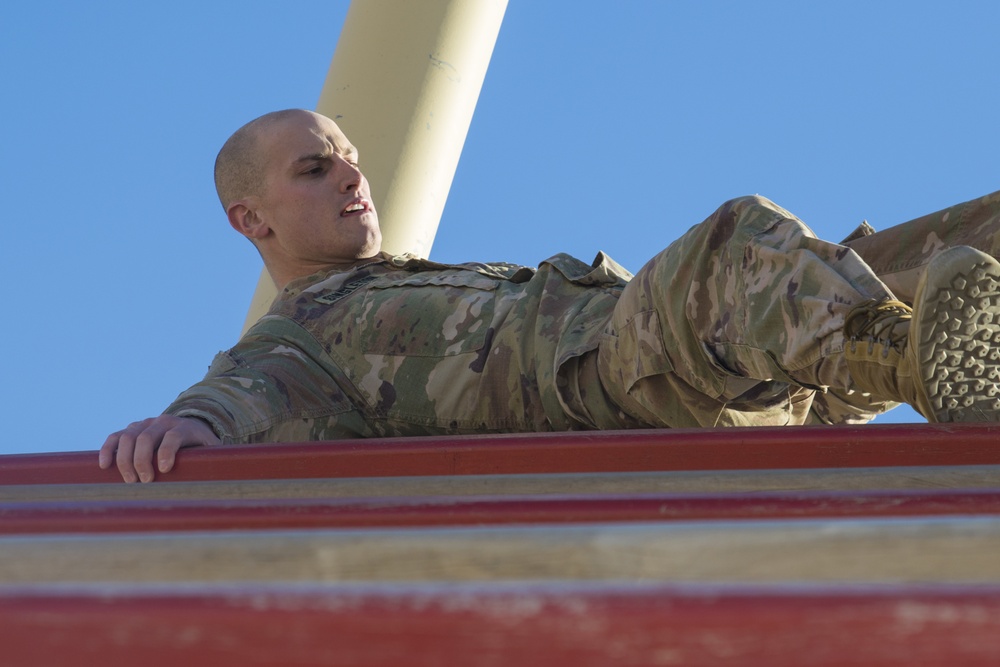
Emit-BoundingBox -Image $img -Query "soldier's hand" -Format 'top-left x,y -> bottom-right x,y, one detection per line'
99,415 -> 221,483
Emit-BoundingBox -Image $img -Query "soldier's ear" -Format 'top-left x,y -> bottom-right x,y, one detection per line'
227,199 -> 270,240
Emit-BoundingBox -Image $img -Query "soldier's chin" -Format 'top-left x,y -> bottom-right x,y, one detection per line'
364,228 -> 383,255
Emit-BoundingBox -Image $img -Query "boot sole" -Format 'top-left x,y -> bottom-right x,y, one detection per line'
913,246 -> 1000,422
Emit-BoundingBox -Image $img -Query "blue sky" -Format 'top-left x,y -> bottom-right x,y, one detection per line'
3,2 -> 998,455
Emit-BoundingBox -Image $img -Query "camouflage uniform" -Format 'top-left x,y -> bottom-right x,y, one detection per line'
846,189 -> 1000,303
166,250 -> 632,442
165,190 -> 1000,442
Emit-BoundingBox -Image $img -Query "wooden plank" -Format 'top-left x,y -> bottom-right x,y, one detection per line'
4,423 -> 1000,485
3,516 -> 1000,584
4,465 -> 1000,503
3,582 -> 1000,666
4,489 -> 1000,534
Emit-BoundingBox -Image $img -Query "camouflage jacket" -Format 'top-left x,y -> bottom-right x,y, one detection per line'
165,252 -> 632,443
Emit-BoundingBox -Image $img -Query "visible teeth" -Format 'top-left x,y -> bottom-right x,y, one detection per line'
344,203 -> 365,213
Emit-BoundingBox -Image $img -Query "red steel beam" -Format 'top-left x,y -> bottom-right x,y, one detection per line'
3,583 -> 1000,666
4,423 -> 1000,485
4,489 -> 1000,534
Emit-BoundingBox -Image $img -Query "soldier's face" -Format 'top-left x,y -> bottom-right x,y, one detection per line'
253,110 -> 381,268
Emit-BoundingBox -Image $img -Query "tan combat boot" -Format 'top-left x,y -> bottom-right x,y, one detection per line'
844,245 -> 1000,422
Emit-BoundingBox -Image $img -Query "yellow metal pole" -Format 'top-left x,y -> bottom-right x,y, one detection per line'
241,0 -> 508,333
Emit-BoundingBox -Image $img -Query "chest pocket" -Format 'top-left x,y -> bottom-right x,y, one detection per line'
359,271 -> 499,357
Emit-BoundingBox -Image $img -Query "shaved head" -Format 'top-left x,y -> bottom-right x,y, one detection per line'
216,108 -> 381,287
214,109 -> 305,210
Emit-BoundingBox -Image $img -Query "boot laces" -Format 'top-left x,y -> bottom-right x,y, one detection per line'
844,299 -> 912,358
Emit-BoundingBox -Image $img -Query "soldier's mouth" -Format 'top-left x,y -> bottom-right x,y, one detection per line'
342,199 -> 369,216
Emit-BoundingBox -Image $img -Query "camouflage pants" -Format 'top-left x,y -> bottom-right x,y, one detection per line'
582,190 -> 1000,427
846,190 -> 1000,304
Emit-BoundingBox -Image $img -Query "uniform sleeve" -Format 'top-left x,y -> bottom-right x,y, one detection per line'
163,317 -> 372,444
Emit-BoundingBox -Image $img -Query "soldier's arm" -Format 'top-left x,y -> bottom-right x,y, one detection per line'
98,319 -> 371,483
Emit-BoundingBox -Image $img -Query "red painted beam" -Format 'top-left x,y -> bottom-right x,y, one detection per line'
3,423 -> 1000,485
3,583 -> 1000,666
4,489 -> 1000,534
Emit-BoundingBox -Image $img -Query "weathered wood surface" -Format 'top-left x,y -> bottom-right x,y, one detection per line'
4,582 -> 1000,666
4,423 -> 1000,485
4,516 -> 1000,584
3,488 -> 1000,534
4,465 -> 1000,502
4,425 -> 998,662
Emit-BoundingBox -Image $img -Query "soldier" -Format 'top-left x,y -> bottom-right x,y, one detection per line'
99,109 -> 1000,483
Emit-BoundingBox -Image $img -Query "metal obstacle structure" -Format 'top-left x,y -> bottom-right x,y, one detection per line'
2,424 -> 1000,665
